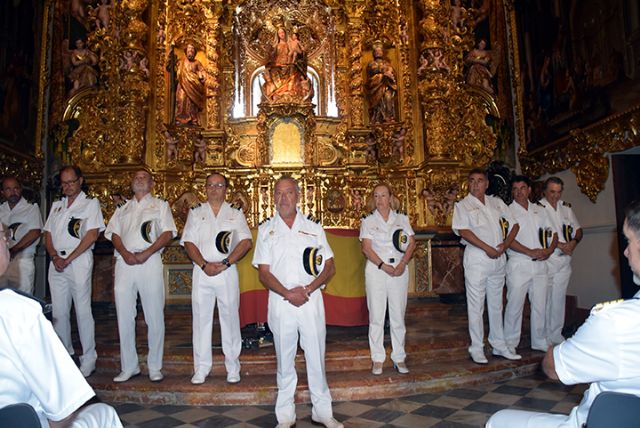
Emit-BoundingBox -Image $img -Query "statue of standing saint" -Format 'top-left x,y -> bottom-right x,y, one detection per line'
174,43 -> 206,126
366,43 -> 398,124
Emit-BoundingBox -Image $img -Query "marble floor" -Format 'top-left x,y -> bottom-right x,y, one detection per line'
110,372 -> 586,427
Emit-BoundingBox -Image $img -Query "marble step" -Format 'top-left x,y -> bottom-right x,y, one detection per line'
90,350 -> 543,406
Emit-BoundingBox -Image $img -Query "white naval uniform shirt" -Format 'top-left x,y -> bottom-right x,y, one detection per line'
359,209 -> 414,265
553,290 -> 640,427
452,193 -> 516,257
43,191 -> 105,254
252,210 -> 334,289
0,198 -> 43,258
0,289 -> 95,426
540,197 -> 580,257
506,200 -> 554,260
180,202 -> 251,280
104,193 -> 177,257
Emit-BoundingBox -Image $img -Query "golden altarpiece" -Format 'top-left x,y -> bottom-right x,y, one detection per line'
36,0 -> 509,301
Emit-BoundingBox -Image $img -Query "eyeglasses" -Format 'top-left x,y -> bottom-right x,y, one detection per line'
61,178 -> 80,186
205,183 -> 226,188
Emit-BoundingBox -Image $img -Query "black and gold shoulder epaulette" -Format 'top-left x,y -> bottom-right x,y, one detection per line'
536,201 -> 546,208
397,209 -> 407,215
362,210 -> 374,219
562,201 -> 572,207
191,202 -> 202,210
306,214 -> 320,224
230,202 -> 242,211
259,216 -> 272,226
116,201 -> 126,209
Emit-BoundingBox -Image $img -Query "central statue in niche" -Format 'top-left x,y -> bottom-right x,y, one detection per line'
261,26 -> 313,104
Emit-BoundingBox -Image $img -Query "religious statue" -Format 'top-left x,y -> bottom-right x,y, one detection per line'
261,27 -> 312,104
94,0 -> 112,30
174,43 -> 206,126
165,131 -> 178,162
67,39 -> 98,97
465,39 -> 495,94
193,134 -> 206,164
366,43 -> 398,124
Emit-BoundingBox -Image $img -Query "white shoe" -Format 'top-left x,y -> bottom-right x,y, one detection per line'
227,373 -> 241,384
79,360 -> 96,377
311,416 -> 344,428
113,367 -> 141,382
493,348 -> 522,360
371,361 -> 383,375
191,371 -> 207,384
275,421 -> 295,428
149,370 -> 164,382
469,350 -> 488,364
394,361 -> 409,374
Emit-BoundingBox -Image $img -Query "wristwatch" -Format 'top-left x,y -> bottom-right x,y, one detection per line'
222,258 -> 231,267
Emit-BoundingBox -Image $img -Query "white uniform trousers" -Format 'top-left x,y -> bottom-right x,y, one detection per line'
504,257 -> 548,349
463,250 -> 508,353
268,290 -> 333,424
191,267 -> 241,377
0,255 -> 35,294
365,261 -> 408,363
48,251 -> 97,365
546,255 -> 572,344
114,254 -> 165,373
66,403 -> 124,428
486,409 -> 571,428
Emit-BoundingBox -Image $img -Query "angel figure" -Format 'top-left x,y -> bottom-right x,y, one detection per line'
351,189 -> 363,213
391,127 -> 407,157
95,0 -> 112,30
66,39 -> 98,96
193,134 -> 206,164
165,131 -> 178,162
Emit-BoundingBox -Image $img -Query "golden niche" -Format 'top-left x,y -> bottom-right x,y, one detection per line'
270,118 -> 303,165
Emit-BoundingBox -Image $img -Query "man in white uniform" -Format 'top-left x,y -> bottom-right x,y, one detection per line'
540,176 -> 582,345
181,173 -> 252,385
486,200 -> 640,428
252,177 -> 343,428
0,176 -> 42,293
504,175 -> 557,353
105,170 -> 177,383
0,288 -> 123,428
43,166 -> 104,377
452,168 -> 521,364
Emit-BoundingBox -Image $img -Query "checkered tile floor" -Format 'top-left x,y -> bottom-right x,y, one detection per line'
111,372 -> 586,427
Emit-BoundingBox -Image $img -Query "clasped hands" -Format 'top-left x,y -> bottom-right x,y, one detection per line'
121,249 -> 153,266
484,243 -> 506,259
381,261 -> 406,277
284,285 -> 312,307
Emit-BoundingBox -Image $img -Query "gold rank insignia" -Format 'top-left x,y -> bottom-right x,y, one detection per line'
562,224 -> 574,242
303,246 -> 324,277
499,217 -> 509,240
591,299 -> 624,313
67,218 -> 82,239
392,229 -> 409,253
538,227 -> 553,248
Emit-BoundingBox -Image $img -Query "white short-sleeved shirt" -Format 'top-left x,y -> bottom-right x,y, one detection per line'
0,289 -> 95,426
180,201 -> 252,263
359,209 -> 414,263
452,193 -> 516,253
540,197 -> 581,257
104,193 -> 177,257
0,198 -> 43,257
252,210 -> 334,289
507,200 -> 554,260
43,191 -> 105,253
553,291 -> 640,427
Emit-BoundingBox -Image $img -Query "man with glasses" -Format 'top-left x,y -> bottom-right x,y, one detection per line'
105,170 -> 177,383
0,176 -> 43,294
181,173 -> 252,385
43,166 -> 104,377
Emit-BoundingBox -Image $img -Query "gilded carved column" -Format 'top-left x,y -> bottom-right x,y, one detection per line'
204,2 -> 222,130
346,1 -> 366,128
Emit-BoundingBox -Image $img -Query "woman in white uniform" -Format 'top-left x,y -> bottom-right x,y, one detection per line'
359,183 -> 416,375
